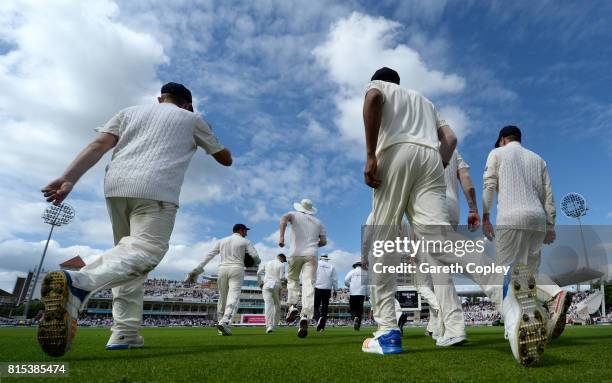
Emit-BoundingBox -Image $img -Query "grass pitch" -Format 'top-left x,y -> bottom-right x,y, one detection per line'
0,325 -> 610,382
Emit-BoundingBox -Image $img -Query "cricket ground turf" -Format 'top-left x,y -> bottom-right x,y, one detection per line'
0,325 -> 610,382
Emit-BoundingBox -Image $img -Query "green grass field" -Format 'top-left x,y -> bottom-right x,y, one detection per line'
0,325 -> 610,382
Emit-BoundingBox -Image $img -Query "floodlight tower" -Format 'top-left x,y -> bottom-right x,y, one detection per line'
23,203 -> 75,320
560,193 -> 605,316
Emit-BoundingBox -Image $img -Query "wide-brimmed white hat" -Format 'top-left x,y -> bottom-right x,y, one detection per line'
293,198 -> 317,215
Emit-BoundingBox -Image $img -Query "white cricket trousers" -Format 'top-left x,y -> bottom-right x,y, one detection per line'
368,143 -> 500,331
287,255 -> 317,319
217,265 -> 244,324
495,229 -> 562,305
70,197 -> 177,335
262,284 -> 281,329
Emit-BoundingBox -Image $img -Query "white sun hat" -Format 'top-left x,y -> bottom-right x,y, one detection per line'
293,198 -> 317,215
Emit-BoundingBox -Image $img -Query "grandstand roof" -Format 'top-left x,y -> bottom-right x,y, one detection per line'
60,255 -> 86,269
0,288 -> 14,297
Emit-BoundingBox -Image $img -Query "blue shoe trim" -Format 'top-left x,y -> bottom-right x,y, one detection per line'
502,266 -> 512,299
106,344 -> 130,350
378,330 -> 403,354
62,271 -> 90,301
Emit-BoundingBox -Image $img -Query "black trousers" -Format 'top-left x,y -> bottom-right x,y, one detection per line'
314,288 -> 331,321
349,295 -> 365,320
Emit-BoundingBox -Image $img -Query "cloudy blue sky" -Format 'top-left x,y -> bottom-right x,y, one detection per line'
1,0 -> 611,291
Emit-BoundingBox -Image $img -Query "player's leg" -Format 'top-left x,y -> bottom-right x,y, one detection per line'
318,289 -> 331,331
107,274 -> 147,350
363,144 -> 417,354
104,198 -> 146,350
272,286 -> 281,330
313,288 -> 322,322
285,256 -> 304,322
263,287 -> 274,332
298,256 -> 317,337
38,198 -> 176,357
220,267 -> 243,334
216,268 -> 230,335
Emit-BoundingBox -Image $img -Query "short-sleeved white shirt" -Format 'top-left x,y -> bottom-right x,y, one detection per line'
364,80 -> 448,156
285,211 -> 326,258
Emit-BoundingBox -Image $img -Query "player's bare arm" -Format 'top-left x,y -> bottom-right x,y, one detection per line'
363,88 -> 383,188
458,167 -> 481,231
42,132 -> 118,204
278,213 -> 291,247
438,126 -> 457,168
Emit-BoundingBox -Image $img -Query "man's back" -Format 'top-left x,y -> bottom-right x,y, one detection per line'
287,212 -> 325,257
315,261 -> 336,289
261,260 -> 285,283
217,233 -> 251,266
485,142 -> 551,228
100,103 -> 223,205
364,80 -> 445,156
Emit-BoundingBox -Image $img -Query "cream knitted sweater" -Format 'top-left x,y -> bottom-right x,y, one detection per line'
98,103 -> 224,205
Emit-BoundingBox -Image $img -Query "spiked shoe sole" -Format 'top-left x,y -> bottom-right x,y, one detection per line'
37,271 -> 74,357
512,263 -> 548,367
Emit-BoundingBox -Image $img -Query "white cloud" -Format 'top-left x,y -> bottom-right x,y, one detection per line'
313,12 -> 467,147
0,0 -> 166,185
439,105 -> 470,141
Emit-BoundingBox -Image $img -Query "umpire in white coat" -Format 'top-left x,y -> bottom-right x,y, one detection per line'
314,254 -> 338,332
257,253 -> 287,333
187,224 -> 260,336
345,260 -> 368,331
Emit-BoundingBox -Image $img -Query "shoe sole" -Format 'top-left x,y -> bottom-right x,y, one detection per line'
37,271 -> 74,357
437,337 -> 468,347
106,343 -> 144,350
217,324 -> 232,336
361,338 -> 403,355
550,292 -> 571,339
512,263 -> 547,367
297,319 -> 308,338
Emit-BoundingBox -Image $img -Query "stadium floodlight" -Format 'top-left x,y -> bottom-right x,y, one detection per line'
560,192 -> 588,219
559,193 -> 605,316
23,203 -> 75,321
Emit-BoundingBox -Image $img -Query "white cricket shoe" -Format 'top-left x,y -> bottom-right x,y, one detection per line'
436,335 -> 467,347
545,290 -> 571,340
362,330 -> 403,355
217,322 -> 232,336
37,271 -> 89,357
266,327 -> 273,334
503,263 -> 547,366
106,334 -> 144,350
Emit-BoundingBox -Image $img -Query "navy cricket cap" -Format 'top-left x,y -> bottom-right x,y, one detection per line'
233,223 -> 250,232
371,67 -> 400,85
161,82 -> 192,103
495,125 -> 522,148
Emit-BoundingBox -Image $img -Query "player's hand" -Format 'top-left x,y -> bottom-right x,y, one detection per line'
42,177 -> 74,204
483,220 -> 495,241
185,271 -> 198,284
543,229 -> 556,245
364,155 -> 381,189
278,240 -> 285,248
467,211 -> 481,232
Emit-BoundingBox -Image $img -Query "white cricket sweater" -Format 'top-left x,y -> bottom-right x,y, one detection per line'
97,103 -> 224,205
483,142 -> 556,230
